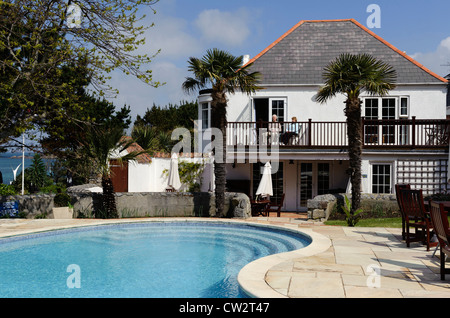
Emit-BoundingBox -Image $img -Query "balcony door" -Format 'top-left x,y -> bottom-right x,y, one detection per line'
253,98 -> 286,123
364,97 -> 397,145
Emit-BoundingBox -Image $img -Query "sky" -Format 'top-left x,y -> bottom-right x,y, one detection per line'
106,0 -> 450,122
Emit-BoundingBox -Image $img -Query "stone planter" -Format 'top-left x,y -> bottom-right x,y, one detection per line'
52,207 -> 74,219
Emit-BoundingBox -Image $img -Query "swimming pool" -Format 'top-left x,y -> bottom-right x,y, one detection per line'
0,221 -> 311,298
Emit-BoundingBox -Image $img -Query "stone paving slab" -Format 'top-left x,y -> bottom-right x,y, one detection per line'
0,217 -> 449,298
251,217 -> 450,298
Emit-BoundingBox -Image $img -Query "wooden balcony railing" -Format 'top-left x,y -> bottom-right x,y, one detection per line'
226,117 -> 450,150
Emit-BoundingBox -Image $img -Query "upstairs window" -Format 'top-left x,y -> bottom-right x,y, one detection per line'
201,103 -> 210,130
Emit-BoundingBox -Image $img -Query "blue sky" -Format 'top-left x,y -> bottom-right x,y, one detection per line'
108,0 -> 450,121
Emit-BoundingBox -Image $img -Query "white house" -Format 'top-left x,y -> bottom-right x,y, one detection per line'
198,19 -> 449,212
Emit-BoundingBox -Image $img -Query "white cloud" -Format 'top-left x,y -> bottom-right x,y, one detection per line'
107,61 -> 193,121
146,15 -> 202,59
194,8 -> 251,47
411,36 -> 450,77
104,6 -> 257,124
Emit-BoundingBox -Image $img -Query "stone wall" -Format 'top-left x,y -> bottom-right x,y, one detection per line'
307,193 -> 399,221
0,194 -> 55,218
1,192 -> 251,219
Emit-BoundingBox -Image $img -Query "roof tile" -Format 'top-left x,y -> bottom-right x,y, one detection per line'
247,19 -> 447,85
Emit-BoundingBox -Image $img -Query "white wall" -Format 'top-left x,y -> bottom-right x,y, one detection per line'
224,84 -> 447,123
128,156 -> 213,193
128,161 -> 152,192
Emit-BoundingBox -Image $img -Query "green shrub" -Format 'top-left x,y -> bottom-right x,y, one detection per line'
54,193 -> 71,207
0,184 -> 17,196
328,196 -> 401,221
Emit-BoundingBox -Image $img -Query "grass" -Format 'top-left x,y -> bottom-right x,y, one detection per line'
324,217 -> 403,228
324,216 -> 450,228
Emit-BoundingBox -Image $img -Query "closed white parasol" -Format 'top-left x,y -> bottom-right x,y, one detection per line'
255,161 -> 273,199
168,153 -> 182,191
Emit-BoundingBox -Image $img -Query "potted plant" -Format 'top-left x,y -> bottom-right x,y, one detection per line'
52,192 -> 73,219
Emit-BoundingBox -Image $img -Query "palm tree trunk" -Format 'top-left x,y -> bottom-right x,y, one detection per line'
211,90 -> 227,217
101,176 -> 119,218
345,98 -> 363,214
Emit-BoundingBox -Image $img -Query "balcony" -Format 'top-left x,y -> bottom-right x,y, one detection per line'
226,117 -> 450,150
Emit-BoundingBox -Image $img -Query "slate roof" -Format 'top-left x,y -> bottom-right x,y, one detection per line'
246,19 -> 447,85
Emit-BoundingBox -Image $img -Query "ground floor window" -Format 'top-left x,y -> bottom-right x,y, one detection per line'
317,163 -> 330,195
372,163 -> 392,194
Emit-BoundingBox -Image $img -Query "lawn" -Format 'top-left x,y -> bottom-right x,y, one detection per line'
324,216 -> 450,228
324,217 -> 403,228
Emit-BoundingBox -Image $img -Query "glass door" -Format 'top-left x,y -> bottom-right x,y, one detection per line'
300,163 -> 313,206
381,98 -> 396,144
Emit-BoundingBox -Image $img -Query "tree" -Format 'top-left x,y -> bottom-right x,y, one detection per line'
40,92 -> 132,184
132,101 -> 198,154
79,125 -> 147,218
0,0 -> 160,147
12,153 -> 52,193
134,101 -> 198,133
316,53 -> 396,223
182,49 -> 261,217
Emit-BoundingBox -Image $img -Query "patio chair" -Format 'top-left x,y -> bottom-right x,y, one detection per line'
400,189 -> 434,251
264,193 -> 285,217
428,201 -> 450,280
395,184 -> 411,240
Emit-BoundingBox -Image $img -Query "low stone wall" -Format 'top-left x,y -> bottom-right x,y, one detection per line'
73,191 -> 252,219
0,194 -> 55,218
307,193 -> 399,221
1,192 -> 251,219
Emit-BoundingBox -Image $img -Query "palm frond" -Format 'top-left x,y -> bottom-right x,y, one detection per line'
182,48 -> 262,96
316,53 -> 397,103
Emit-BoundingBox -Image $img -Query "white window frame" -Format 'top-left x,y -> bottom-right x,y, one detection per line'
201,102 -> 210,130
398,96 -> 409,118
370,162 -> 393,194
269,97 -> 287,122
362,96 -> 410,120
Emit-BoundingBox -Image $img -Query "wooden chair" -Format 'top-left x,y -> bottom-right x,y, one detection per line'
395,184 -> 411,240
165,187 -> 175,192
428,201 -> 450,280
264,193 -> 285,217
400,189 -> 434,251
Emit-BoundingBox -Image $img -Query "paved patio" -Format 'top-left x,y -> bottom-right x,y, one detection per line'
0,216 -> 449,298
248,216 -> 450,298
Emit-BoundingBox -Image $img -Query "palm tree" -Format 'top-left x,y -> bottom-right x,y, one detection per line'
316,53 -> 396,222
182,49 -> 261,216
81,125 -> 147,218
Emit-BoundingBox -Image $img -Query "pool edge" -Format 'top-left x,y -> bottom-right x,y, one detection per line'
0,217 -> 331,298
237,225 -> 332,299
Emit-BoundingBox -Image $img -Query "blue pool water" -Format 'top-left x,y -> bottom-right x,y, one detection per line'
0,222 -> 311,298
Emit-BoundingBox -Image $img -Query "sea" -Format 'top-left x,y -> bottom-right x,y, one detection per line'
0,152 -> 33,185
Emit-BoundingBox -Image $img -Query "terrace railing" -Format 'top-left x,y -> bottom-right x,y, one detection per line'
226,117 -> 450,150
